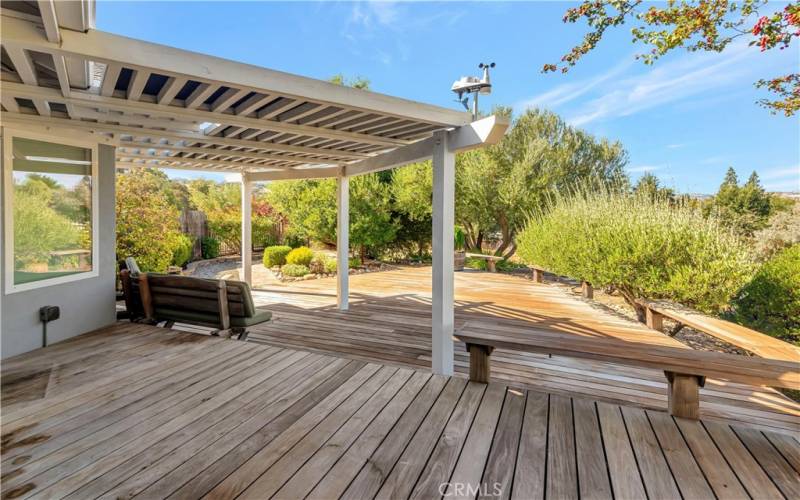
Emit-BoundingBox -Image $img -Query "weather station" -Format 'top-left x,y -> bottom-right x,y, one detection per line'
451,62 -> 495,120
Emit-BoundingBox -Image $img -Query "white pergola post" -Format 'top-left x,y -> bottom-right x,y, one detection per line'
431,130 -> 455,375
336,175 -> 349,310
241,173 -> 252,286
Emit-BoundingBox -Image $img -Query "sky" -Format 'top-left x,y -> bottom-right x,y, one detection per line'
97,1 -> 800,194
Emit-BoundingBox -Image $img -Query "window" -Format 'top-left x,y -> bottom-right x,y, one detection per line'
3,132 -> 99,292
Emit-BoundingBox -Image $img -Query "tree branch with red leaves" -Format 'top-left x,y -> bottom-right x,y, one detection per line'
545,1 -> 800,116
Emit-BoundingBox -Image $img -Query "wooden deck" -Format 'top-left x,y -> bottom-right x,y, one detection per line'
2,323 -> 799,499
243,266 -> 800,435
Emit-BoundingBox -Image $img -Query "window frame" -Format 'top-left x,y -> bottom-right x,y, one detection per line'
3,128 -> 100,294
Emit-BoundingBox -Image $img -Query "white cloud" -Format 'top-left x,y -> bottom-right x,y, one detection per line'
759,165 -> 799,181
518,56 -> 635,110
341,1 -> 465,65
519,40 -> 777,127
666,143 -> 686,149
763,178 -> 800,192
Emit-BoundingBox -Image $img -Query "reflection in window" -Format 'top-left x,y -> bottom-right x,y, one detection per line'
11,137 -> 93,285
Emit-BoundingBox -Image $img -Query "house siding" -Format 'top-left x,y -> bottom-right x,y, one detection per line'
1,142 -> 116,358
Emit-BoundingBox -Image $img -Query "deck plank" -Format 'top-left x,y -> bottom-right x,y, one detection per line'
597,402 -> 647,500
447,383 -> 507,500
546,394 -> 578,500
373,377 -> 467,500
511,391 -> 548,500
410,381 -> 485,499
247,266 -> 800,434
1,321 -> 797,500
647,411 -> 715,499
674,418 -> 749,500
733,426 -> 800,498
621,406 -> 682,500
340,376 -> 449,500
573,399 -> 612,500
307,371 -> 433,499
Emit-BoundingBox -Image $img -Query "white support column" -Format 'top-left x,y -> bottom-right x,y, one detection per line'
431,130 -> 455,375
336,175 -> 350,310
241,173 -> 252,286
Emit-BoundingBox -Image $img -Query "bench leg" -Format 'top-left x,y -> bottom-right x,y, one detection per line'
467,344 -> 494,383
581,281 -> 593,299
646,308 -> 664,332
665,371 -> 705,419
532,269 -> 543,283
487,260 -> 496,272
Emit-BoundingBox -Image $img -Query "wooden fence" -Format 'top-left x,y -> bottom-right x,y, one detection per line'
180,210 -> 284,257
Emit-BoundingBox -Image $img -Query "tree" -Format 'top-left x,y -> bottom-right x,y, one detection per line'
13,178 -> 81,268
633,173 -> 676,202
267,174 -> 396,260
544,1 -> 800,116
704,167 -> 774,236
329,74 -> 371,90
116,170 -> 183,272
517,187 -> 755,319
391,161 -> 434,257
460,108 -> 629,258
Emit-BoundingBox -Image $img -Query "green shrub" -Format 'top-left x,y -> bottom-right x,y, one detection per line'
324,258 -> 338,273
201,236 -> 220,260
263,245 -> 292,267
171,234 -> 194,267
310,253 -> 336,274
465,257 -> 488,270
286,246 -> 314,266
517,188 -> 755,318
731,244 -> 800,344
281,263 -> 310,277
349,257 -> 362,268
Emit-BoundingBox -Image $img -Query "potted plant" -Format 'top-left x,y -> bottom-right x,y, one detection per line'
454,226 -> 466,271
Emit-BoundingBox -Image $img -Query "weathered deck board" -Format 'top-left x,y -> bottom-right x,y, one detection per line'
245,266 -> 800,434
2,324 -> 798,499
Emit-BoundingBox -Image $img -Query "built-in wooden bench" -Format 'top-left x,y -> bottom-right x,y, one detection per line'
638,299 -> 800,362
455,328 -> 799,419
465,253 -> 503,272
528,264 -> 593,298
120,270 -> 271,340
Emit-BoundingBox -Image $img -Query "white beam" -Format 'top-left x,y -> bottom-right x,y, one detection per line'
52,54 -> 71,97
344,115 -> 509,177
36,0 -> 60,43
100,63 -> 121,97
0,82 -> 405,148
337,175 -> 349,310
5,46 -> 37,85
211,88 -> 248,113
246,166 -> 340,182
431,130 -> 455,376
116,141 -> 328,165
127,69 -> 148,101
115,152 -> 285,170
1,15 -> 470,126
157,76 -> 187,105
241,173 -> 253,285
0,112 -> 367,160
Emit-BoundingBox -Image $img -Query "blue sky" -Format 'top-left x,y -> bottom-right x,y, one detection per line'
98,1 -> 800,194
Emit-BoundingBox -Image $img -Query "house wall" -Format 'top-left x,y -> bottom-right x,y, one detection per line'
1,142 -> 117,358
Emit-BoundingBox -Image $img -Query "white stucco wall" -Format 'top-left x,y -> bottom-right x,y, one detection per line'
1,142 -> 116,358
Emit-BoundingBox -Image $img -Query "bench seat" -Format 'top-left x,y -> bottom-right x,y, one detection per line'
455,326 -> 799,419
638,299 -> 800,361
153,307 -> 272,328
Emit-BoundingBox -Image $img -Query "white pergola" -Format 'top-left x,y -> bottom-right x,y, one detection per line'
0,1 -> 508,375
